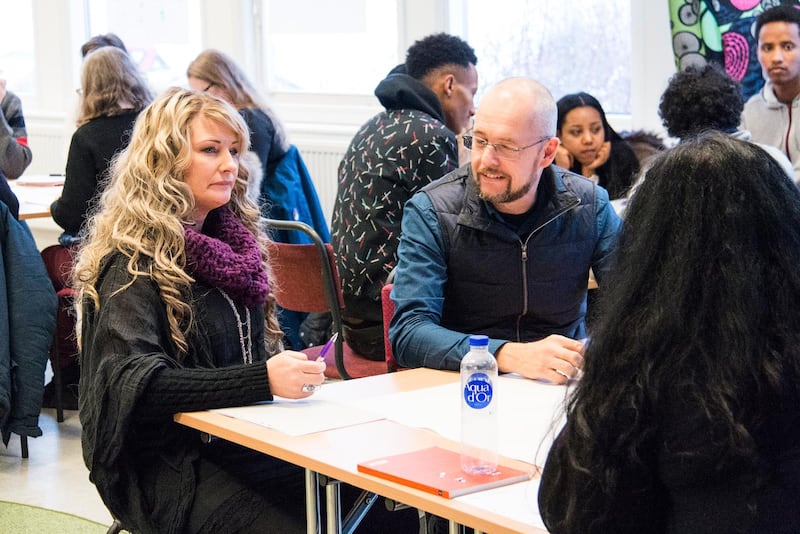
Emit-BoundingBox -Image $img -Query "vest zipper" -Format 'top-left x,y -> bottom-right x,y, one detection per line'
515,197 -> 582,341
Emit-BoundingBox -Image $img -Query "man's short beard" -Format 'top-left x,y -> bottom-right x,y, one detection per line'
476,170 -> 534,204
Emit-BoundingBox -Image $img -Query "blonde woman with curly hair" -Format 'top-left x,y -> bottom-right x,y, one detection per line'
75,88 -> 324,534
187,49 -> 335,351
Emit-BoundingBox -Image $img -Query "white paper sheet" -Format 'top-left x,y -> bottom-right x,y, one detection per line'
317,375 -> 571,466
456,476 -> 547,530
212,398 -> 385,436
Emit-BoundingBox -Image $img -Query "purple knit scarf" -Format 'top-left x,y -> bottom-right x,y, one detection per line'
184,206 -> 269,308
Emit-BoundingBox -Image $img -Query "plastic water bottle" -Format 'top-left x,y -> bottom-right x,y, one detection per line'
460,334 -> 498,474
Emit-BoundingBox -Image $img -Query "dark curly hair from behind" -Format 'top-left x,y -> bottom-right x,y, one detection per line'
405,33 -> 477,80
659,64 -> 743,139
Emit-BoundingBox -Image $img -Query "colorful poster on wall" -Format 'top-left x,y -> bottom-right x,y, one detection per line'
669,0 -> 800,99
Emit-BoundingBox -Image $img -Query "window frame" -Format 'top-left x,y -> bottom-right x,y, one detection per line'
23,0 -> 674,136
261,0 -> 675,137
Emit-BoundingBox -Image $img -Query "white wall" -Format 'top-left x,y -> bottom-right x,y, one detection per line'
630,1 -> 676,134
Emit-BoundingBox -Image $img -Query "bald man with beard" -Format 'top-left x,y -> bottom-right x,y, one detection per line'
389,77 -> 621,382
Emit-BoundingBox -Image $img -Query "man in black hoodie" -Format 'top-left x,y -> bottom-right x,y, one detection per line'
331,33 -> 478,361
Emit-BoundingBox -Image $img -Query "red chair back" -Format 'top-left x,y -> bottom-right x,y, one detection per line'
41,244 -> 76,291
40,244 -> 80,421
263,218 -> 387,380
381,283 -> 406,372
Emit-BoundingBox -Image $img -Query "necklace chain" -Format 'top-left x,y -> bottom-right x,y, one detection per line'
219,289 -> 252,364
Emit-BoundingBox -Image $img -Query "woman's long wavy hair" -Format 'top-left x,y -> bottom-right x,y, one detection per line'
187,49 -> 289,152
73,88 -> 283,357
552,131 -> 800,526
78,46 -> 152,126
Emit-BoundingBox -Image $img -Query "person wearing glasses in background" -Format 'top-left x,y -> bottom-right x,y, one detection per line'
45,46 -> 151,409
389,77 -> 621,381
187,49 -> 289,203
51,46 -> 152,244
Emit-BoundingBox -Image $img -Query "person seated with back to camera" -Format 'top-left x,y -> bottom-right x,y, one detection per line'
76,87 -> 420,534
539,131 -> 800,533
389,77 -> 621,383
50,46 -> 152,245
80,32 -> 127,57
658,63 -> 795,181
43,46 -> 152,409
612,63 -> 798,219
619,129 -> 666,172
555,92 -> 639,200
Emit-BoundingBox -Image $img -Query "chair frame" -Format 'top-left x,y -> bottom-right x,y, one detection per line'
41,244 -> 79,423
261,218 -> 353,380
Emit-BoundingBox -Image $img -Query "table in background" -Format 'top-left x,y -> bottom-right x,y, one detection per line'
8,174 -> 64,220
175,369 -> 563,534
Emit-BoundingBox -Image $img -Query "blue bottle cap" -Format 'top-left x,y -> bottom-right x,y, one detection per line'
469,334 -> 489,347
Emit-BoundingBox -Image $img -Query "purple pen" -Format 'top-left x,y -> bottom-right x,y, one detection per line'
317,332 -> 338,362
302,333 -> 337,393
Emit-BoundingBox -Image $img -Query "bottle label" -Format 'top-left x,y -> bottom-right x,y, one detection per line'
463,372 -> 493,409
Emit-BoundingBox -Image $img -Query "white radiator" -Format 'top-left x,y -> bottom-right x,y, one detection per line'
295,145 -> 346,226
26,123 -> 70,175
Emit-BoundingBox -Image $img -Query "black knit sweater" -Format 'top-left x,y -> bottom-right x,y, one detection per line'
79,253 -> 274,533
51,112 -> 139,236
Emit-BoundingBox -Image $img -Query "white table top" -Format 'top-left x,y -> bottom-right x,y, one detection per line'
8,174 -> 64,220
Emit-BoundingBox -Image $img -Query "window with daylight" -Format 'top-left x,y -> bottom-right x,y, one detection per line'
86,0 -> 202,94
1,1 -> 36,95
262,0 -> 398,94
461,0 -> 632,114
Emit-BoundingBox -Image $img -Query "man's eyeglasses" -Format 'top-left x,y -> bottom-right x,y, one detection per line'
463,134 -> 550,160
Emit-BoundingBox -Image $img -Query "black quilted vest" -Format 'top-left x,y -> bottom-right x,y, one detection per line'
423,165 -> 598,342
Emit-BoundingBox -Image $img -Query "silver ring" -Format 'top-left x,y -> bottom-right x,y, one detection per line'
301,384 -> 320,393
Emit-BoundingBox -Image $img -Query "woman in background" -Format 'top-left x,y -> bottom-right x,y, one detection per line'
75,88 -> 324,533
45,46 -> 151,405
51,46 -> 152,242
555,92 -> 639,199
539,132 -> 800,532
187,49 -> 289,199
80,32 -> 128,57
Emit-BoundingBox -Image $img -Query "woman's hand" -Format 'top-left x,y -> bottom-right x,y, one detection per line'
583,141 -> 611,176
554,145 -> 574,169
266,351 -> 326,399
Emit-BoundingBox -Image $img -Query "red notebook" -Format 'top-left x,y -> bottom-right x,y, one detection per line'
357,446 -> 532,498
